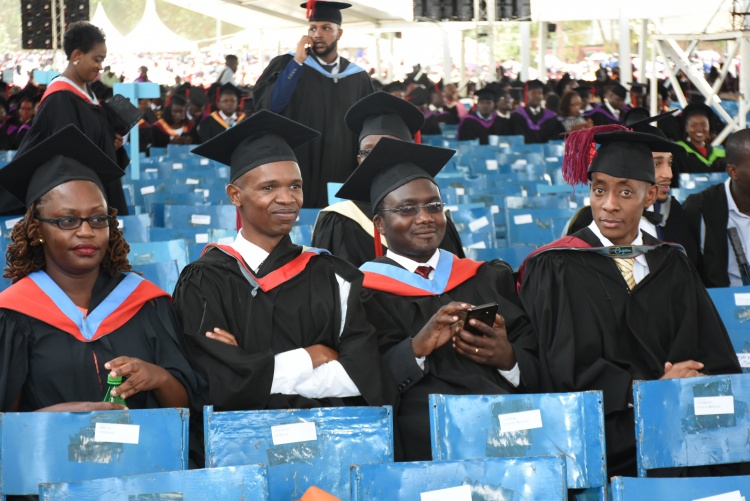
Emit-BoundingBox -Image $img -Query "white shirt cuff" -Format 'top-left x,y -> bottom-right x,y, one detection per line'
270,348 -> 313,394
498,363 -> 521,387
294,361 -> 361,398
415,356 -> 426,371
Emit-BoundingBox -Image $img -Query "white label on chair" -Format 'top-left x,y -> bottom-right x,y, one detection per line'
420,485 -> 472,501
514,159 -> 528,166
446,205 -> 459,212
469,216 -> 490,232
186,178 -> 200,185
545,156 -> 558,162
117,219 -> 125,229
271,422 -> 317,445
734,293 -> 750,306
498,409 -> 543,433
694,396 -> 735,416
695,176 -> 709,182
140,185 -> 156,195
569,200 -> 578,209
172,162 -> 183,170
584,197 -> 591,206
737,353 -> 750,368
94,423 -> 140,444
4,217 -> 22,229
466,241 -> 487,249
455,187 -> 466,196
191,215 -> 211,225
486,159 -> 499,171
514,214 -> 533,225
200,158 -> 210,166
144,168 -> 158,173
195,233 -> 209,244
693,491 -> 743,501
500,142 -> 510,149
491,205 -> 500,214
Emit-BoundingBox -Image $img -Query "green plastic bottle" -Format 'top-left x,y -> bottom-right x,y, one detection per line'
102,375 -> 127,406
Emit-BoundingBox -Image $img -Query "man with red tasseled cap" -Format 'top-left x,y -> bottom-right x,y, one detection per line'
508,79 -> 560,143
517,125 -> 740,477
252,1 -> 373,208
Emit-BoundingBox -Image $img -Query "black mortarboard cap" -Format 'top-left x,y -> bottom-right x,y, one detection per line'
407,86 -> 430,106
682,102 -> 714,122
588,130 -> 680,184
382,81 -> 406,94
525,79 -> 545,91
345,91 -> 424,143
335,137 -> 455,211
607,82 -> 628,99
475,87 -> 497,102
623,106 -> 651,125
191,110 -> 320,183
0,125 -> 124,206
301,1 -> 351,24
219,82 -> 242,98
188,86 -> 208,107
575,83 -> 594,99
170,94 -> 187,107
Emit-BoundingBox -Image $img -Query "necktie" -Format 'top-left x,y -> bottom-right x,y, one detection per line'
227,117 -> 236,128
415,265 -> 433,279
322,63 -> 337,73
614,258 -> 636,290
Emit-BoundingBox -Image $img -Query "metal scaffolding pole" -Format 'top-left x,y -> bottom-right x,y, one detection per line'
619,8 -> 632,86
638,19 -> 648,84
538,21 -> 548,82
521,22 -> 531,82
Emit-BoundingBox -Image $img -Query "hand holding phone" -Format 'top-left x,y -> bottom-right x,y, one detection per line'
294,35 -> 315,64
463,303 -> 498,336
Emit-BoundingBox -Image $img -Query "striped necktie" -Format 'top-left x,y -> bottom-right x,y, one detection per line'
614,257 -> 636,290
415,266 -> 433,279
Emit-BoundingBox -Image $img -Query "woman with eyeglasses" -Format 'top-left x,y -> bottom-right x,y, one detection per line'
0,126 -> 203,413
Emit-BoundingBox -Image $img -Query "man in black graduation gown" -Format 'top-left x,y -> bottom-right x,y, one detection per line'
585,82 -> 627,125
172,110 -> 395,413
509,79 -> 560,143
312,91 -> 464,267
683,128 -> 750,288
252,1 -> 373,208
335,138 -> 539,461
457,88 -> 511,144
519,127 -> 741,477
566,116 -> 698,266
197,83 -> 246,143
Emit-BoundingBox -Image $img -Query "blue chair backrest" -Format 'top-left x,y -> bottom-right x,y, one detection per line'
464,246 -> 535,271
296,208 -> 322,227
128,239 -> 190,272
612,475 -> 750,501
506,207 -> 576,245
117,214 -> 151,243
429,391 -> 606,494
351,456 -> 567,501
0,215 -> 23,240
39,464 -> 268,500
204,405 -> 393,501
162,205 -> 236,230
633,374 -> 750,477
0,408 -> 189,496
494,135 -> 526,149
451,207 -> 497,249
707,286 -> 750,372
131,260 -> 180,294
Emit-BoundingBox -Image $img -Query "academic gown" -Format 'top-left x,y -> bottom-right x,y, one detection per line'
0,271 -> 204,412
196,112 -> 246,144
565,197 -> 699,267
457,114 -> 511,144
676,140 -> 727,174
311,200 -> 466,268
360,252 -> 539,461
518,228 -> 741,476
4,85 -> 130,216
253,54 -> 373,208
509,107 -> 561,143
585,103 -> 622,126
152,119 -> 196,148
171,235 -> 396,412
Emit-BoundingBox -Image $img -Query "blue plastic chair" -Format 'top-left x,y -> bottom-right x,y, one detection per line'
506,207 -> 576,246
677,172 -> 728,201
131,260 -> 180,294
351,456 -> 567,501
633,374 -> 750,477
117,214 -> 151,243
463,246 -> 535,271
128,239 -> 190,272
204,405 -> 393,501
494,135 -> 526,149
707,286 -> 750,372
40,464 -> 268,500
612,475 -> 750,501
0,408 -> 189,497
451,207 -> 497,249
162,205 -> 236,230
429,391 -> 607,498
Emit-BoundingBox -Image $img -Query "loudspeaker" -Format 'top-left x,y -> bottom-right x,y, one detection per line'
548,23 -> 557,33
20,0 -> 90,50
64,0 -> 89,25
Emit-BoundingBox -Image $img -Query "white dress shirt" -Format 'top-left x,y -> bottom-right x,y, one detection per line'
588,221 -> 649,284
603,99 -> 620,120
219,110 -> 239,127
385,249 -> 521,387
232,231 -> 360,398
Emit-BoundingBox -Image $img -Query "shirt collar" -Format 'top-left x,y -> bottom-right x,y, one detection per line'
385,248 -> 441,274
232,230 -> 270,273
528,106 -> 541,115
603,99 -> 620,118
587,220 -> 647,265
497,111 -> 511,119
219,110 -> 237,121
475,111 -> 493,121
725,177 -> 744,217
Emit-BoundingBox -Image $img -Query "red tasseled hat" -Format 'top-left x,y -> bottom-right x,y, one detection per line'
562,124 -> 628,186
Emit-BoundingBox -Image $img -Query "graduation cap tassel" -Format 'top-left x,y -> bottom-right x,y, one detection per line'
305,0 -> 317,19
562,124 -> 627,186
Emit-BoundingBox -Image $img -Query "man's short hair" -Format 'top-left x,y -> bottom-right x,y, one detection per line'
225,55 -> 238,63
726,128 -> 750,165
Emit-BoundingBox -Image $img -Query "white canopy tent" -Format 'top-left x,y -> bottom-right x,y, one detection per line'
120,0 -> 198,53
91,2 -> 128,53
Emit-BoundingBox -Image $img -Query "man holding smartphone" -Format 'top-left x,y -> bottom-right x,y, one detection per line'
252,1 -> 373,208
336,138 -> 539,461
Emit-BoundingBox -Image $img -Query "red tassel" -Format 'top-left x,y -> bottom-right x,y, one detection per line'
373,222 -> 383,257
305,0 -> 317,19
562,124 -> 628,186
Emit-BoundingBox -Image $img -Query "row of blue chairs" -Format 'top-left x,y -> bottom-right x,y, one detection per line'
5,373 -> 750,499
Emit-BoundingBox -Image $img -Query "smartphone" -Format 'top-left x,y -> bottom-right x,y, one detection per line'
463,303 -> 498,336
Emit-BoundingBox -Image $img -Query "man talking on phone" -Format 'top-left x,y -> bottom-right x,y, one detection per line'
336,138 -> 539,461
252,1 -> 373,208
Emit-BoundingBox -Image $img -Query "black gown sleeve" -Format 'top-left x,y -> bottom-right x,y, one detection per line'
252,55 -> 294,111
0,310 -> 30,411
311,212 -> 376,268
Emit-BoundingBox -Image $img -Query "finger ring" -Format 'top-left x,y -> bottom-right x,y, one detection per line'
475,347 -> 479,354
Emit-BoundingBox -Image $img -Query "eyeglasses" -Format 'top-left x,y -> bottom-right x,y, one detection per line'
36,215 -> 114,230
379,202 -> 445,217
358,149 -> 372,158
